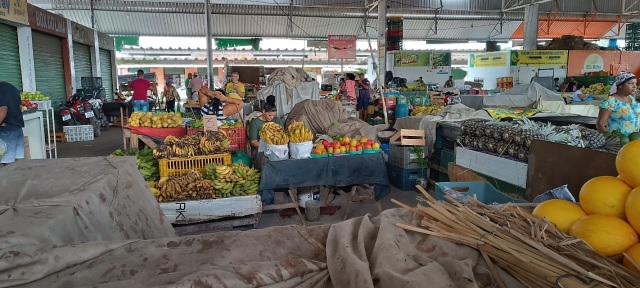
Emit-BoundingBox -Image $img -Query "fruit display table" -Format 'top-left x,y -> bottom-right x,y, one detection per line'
258,153 -> 390,210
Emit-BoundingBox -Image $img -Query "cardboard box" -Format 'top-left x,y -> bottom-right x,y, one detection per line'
23,136 -> 30,160
203,115 -> 218,131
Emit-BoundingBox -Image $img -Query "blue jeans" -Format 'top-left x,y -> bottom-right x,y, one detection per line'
0,125 -> 25,164
133,100 -> 149,112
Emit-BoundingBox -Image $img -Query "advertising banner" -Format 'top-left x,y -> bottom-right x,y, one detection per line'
510,50 -> 568,66
393,51 -> 431,67
0,0 -> 28,25
327,35 -> 357,60
567,51 -> 623,76
432,52 -> 451,74
469,52 -> 508,68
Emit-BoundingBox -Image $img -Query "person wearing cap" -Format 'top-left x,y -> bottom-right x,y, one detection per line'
597,72 -> 640,136
163,78 -> 180,112
189,73 -> 203,101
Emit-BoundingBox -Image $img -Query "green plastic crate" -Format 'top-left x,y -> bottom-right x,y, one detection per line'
439,149 -> 455,170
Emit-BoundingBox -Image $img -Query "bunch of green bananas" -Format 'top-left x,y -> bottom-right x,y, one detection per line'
205,163 -> 261,198
287,120 -> 314,143
259,122 -> 289,145
111,147 -> 159,182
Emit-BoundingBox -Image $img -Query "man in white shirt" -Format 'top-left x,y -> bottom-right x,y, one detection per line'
189,73 -> 204,101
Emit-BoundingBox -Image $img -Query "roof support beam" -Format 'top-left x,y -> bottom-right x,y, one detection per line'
503,0 -> 554,12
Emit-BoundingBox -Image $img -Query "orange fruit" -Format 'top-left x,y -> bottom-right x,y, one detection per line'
569,214 -> 639,257
532,199 -> 586,233
627,188 -> 640,235
616,141 -> 640,188
579,176 -> 631,219
623,243 -> 640,274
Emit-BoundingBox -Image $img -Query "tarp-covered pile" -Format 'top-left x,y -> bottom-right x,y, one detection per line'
2,209 -> 523,287
484,83 -> 567,113
258,68 -> 320,117
0,157 -> 176,252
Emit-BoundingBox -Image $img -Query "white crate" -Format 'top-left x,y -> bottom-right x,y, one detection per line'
33,100 -> 52,110
63,125 -> 94,142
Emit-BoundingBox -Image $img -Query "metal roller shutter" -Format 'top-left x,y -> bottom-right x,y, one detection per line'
0,24 -> 22,89
73,42 -> 93,90
32,32 -> 66,105
99,49 -> 113,101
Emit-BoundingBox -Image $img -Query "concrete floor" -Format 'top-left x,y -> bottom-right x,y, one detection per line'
55,127 -> 421,228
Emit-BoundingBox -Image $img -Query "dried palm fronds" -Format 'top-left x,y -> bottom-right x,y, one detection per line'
393,186 -> 640,288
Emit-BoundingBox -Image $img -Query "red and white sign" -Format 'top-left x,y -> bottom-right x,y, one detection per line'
328,35 -> 357,60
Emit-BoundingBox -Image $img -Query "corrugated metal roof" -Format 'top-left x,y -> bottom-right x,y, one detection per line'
511,19 -> 617,39
404,19 -> 522,40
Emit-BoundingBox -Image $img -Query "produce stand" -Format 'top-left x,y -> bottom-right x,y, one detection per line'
33,100 -> 58,158
258,153 -> 390,224
0,157 -> 176,251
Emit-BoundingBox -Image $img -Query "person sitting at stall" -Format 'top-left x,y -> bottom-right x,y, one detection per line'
597,72 -> 640,136
571,85 -> 594,103
248,96 -> 284,157
198,87 -> 244,119
163,78 -> 180,112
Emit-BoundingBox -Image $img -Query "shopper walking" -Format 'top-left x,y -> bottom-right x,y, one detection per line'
185,73 -> 193,99
189,73 -> 203,101
129,70 -> 156,112
225,72 -> 246,100
163,78 -> 180,112
357,73 -> 371,121
0,80 -> 25,166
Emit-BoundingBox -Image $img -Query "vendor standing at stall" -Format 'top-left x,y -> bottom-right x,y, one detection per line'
0,80 -> 24,166
185,73 -> 193,99
163,78 -> 180,112
199,88 -> 244,119
225,72 -> 245,100
357,73 -> 371,121
130,70 -> 157,112
248,96 -> 284,157
189,73 -> 203,101
597,72 -> 640,135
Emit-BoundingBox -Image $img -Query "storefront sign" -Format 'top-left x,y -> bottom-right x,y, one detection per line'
0,0 -> 28,25
510,50 -> 568,66
327,35 -> 357,60
98,32 -> 115,50
431,52 -> 451,74
71,22 -> 94,46
28,4 -> 67,38
393,51 -> 431,67
469,52 -> 508,68
566,50 -> 625,76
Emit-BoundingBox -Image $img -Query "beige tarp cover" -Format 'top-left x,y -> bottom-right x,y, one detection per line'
2,209 -> 522,287
286,99 -> 388,141
0,157 -> 176,252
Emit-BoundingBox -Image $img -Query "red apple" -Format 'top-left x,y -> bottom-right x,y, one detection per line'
356,144 -> 362,151
322,140 -> 330,147
364,144 -> 372,149
349,146 -> 356,152
367,139 -> 375,145
332,141 -> 341,149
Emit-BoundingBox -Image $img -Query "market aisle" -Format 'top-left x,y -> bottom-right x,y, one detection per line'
57,128 -> 124,158
257,186 -> 420,229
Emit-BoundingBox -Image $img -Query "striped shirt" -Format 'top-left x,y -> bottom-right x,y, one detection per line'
201,99 -> 226,119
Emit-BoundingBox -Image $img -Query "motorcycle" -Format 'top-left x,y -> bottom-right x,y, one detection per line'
59,93 -> 103,137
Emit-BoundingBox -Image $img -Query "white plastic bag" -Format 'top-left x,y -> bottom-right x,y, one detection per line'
258,139 -> 269,153
264,144 -> 289,161
289,141 -> 313,159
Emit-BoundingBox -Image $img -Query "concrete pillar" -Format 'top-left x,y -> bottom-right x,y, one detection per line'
377,0 -> 386,88
92,30 -> 101,76
17,27 -> 36,92
523,4 -> 539,50
66,20 -> 77,91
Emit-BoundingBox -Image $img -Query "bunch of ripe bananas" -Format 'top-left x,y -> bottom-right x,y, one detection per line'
154,170 -> 216,202
153,131 -> 231,159
259,122 -> 289,145
287,120 -> 314,143
205,163 -> 261,198
411,105 -> 444,116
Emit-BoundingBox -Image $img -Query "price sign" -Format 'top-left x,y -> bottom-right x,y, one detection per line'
62,114 -> 71,121
203,115 -> 218,132
85,111 -> 95,118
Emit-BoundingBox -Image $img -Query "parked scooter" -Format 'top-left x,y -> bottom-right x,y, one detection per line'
58,93 -> 102,137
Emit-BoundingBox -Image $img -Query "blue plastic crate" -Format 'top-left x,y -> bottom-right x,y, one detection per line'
387,163 -> 426,191
435,182 -> 527,204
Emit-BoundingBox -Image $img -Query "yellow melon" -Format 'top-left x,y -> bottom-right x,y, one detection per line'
569,214 -> 639,257
532,199 -> 586,233
579,176 -> 631,219
617,141 -> 640,188
623,243 -> 640,274
626,188 -> 640,235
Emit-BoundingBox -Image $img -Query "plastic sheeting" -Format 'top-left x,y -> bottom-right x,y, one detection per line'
484,83 -> 567,113
258,82 -> 320,118
0,157 -> 176,252
2,209 -> 522,287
